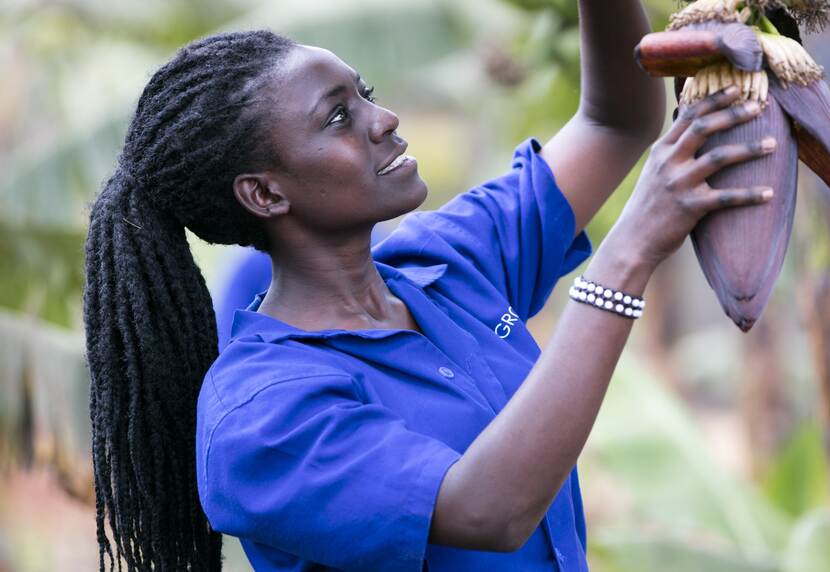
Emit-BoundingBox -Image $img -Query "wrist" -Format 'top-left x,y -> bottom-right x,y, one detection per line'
584,230 -> 656,297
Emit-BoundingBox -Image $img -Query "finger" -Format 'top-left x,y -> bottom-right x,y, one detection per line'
678,137 -> 777,183
685,186 -> 774,214
662,86 -> 741,145
673,100 -> 763,158
663,86 -> 740,144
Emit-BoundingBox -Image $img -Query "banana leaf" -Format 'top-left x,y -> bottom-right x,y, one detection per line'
583,357 -> 792,570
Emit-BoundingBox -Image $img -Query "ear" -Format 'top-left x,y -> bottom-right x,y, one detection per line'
233,173 -> 290,219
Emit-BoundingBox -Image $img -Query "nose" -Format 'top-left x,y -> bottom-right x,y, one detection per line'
369,104 -> 399,143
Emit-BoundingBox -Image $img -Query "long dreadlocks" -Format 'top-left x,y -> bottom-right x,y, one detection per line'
83,30 -> 296,571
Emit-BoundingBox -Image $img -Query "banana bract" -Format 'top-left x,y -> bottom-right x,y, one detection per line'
635,0 -> 830,331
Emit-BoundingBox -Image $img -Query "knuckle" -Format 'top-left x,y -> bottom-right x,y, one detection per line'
727,105 -> 743,122
711,91 -> 729,105
717,88 -> 735,101
653,149 -> 671,170
679,106 -> 697,122
676,195 -> 697,217
717,192 -> 736,207
707,148 -> 728,166
651,141 -> 667,157
690,118 -> 709,136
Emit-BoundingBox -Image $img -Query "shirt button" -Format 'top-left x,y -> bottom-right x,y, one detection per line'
438,366 -> 455,379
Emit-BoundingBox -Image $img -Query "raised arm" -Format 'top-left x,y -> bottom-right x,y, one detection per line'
431,88 -> 777,551
540,0 -> 667,235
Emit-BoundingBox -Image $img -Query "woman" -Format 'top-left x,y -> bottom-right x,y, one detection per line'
83,2 -> 776,570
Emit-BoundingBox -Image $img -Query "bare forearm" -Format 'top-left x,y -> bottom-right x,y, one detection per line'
431,79 -> 775,553
432,230 -> 654,550
577,0 -> 665,134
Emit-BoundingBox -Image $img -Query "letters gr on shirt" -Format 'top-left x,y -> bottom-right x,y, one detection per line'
494,306 -> 520,339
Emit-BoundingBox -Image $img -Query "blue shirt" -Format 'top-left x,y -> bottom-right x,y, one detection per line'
196,137 -> 593,571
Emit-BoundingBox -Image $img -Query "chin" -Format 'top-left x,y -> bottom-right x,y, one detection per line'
374,178 -> 428,222
398,179 -> 429,216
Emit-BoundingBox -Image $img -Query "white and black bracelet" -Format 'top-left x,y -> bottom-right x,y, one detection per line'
568,275 -> 645,319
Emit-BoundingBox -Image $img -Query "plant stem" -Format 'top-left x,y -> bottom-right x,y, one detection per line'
758,14 -> 781,35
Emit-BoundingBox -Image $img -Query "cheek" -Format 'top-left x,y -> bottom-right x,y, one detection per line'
283,153 -> 372,223
301,142 -> 371,192
314,136 -> 364,168
281,137 -> 426,226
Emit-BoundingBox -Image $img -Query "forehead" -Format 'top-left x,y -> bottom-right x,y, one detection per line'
275,45 -> 358,101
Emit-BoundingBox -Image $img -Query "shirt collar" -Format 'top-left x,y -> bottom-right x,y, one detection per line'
227,261 -> 447,344
384,262 -> 447,288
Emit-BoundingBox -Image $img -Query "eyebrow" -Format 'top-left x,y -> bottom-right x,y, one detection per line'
309,71 -> 362,118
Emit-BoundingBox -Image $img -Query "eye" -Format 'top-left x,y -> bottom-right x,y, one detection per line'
328,105 -> 348,126
362,85 -> 376,103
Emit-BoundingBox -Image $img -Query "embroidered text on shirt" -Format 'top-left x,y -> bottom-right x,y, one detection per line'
494,306 -> 520,339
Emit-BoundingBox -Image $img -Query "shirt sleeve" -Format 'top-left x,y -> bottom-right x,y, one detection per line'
374,137 -> 592,321
198,372 -> 462,572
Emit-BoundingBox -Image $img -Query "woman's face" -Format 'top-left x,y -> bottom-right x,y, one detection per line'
258,44 -> 428,233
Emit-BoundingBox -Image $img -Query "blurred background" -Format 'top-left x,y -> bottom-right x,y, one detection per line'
2,0 -> 830,570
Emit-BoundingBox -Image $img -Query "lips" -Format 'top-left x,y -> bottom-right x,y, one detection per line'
377,142 -> 410,176
377,154 -> 416,176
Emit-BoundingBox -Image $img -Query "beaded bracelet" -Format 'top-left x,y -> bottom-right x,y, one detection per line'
568,276 -> 645,319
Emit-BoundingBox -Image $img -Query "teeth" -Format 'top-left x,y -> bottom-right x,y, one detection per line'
378,154 -> 413,175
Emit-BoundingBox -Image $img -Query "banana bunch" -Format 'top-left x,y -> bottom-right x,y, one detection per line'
635,0 -> 830,331
679,64 -> 769,104
668,0 -> 748,29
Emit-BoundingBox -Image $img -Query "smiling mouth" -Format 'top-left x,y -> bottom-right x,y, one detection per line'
377,154 -> 416,176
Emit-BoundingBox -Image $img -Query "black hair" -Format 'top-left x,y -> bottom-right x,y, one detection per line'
83,30 -> 296,570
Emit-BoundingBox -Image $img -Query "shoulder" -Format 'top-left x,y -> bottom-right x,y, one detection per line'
195,337 -> 362,485
199,336 -> 356,417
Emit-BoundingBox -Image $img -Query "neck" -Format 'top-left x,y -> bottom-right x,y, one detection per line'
259,225 -> 397,331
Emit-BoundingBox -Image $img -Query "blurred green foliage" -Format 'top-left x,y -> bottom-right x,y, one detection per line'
584,358 -> 830,572
0,0 -> 677,328
763,421 -> 830,518
1,1 -> 828,571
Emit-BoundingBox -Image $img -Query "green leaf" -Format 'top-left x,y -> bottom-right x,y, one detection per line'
590,532 -> 778,572
0,222 -> 86,327
0,114 -> 126,232
762,421 -> 830,517
583,357 -> 792,560
782,509 -> 830,572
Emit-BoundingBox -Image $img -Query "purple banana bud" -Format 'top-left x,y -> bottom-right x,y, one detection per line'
688,95 -> 798,331
643,1 -> 830,329
684,21 -> 766,72
636,23 -> 763,77
768,74 -> 830,186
